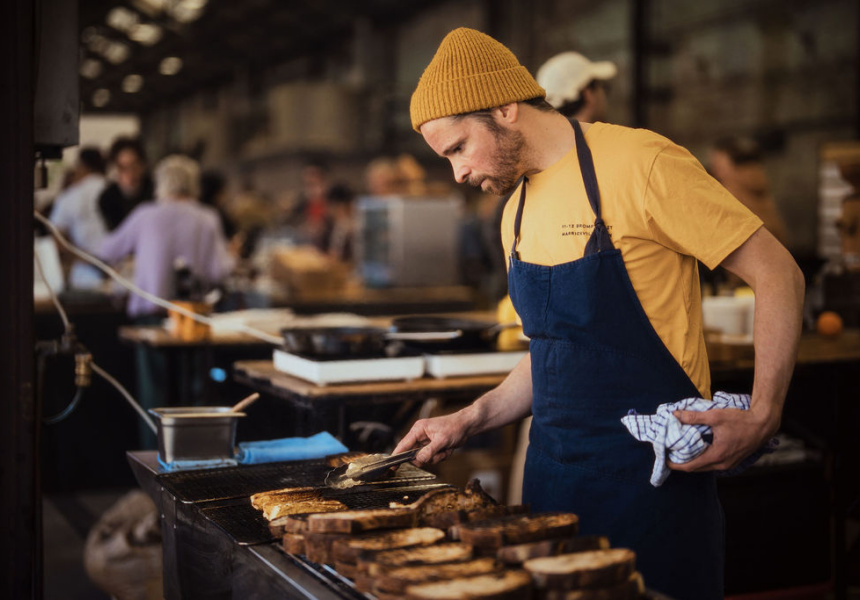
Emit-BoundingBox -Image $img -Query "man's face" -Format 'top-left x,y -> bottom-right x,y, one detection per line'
421,113 -> 525,196
114,149 -> 146,196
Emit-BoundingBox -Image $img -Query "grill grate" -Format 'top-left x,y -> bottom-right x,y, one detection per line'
157,457 -> 435,504
203,483 -> 452,546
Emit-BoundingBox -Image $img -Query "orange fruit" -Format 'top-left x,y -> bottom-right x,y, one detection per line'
816,311 -> 844,338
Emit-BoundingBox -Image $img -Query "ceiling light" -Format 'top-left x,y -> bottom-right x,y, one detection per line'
132,0 -> 169,17
170,0 -> 208,23
80,26 -> 100,44
159,56 -> 183,75
122,74 -> 144,93
103,41 -> 131,64
92,89 -> 111,108
106,6 -> 140,33
87,33 -> 110,55
129,22 -> 162,45
79,58 -> 103,79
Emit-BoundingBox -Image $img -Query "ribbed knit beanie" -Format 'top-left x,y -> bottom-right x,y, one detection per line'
410,28 -> 545,132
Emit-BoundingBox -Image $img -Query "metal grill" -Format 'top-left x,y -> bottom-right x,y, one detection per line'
202,483 -> 452,546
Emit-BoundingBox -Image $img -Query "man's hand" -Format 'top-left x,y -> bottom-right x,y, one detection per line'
392,405 -> 480,466
668,407 -> 779,472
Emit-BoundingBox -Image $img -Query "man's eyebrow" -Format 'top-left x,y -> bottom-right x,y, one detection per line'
441,137 -> 465,157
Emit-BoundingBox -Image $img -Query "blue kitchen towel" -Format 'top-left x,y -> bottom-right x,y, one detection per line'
621,391 -> 778,487
236,431 -> 348,465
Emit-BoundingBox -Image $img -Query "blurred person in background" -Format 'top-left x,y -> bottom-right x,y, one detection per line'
98,137 -> 154,232
836,158 -> 860,271
99,155 -> 234,446
200,169 -> 239,244
285,158 -> 332,250
325,183 -> 356,262
708,136 -> 788,245
536,51 -> 617,123
49,147 -> 109,289
365,156 -> 403,196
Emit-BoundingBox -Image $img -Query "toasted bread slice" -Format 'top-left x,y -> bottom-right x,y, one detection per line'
543,572 -> 644,600
359,541 -> 474,576
331,527 -> 445,564
377,557 -> 503,595
333,560 -> 360,580
460,478 -> 500,509
282,532 -> 305,555
326,452 -> 369,467
459,512 -> 579,552
304,532 -> 350,565
307,508 -> 416,534
404,569 -> 533,600
268,509 -> 341,537
250,486 -> 348,521
524,548 -> 636,590
497,535 -> 610,565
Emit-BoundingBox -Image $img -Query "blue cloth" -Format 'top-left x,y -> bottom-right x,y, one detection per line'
235,431 -> 348,465
509,119 -> 724,600
621,391 -> 779,487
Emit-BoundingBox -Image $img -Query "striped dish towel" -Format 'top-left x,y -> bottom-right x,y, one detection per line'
621,391 -> 778,487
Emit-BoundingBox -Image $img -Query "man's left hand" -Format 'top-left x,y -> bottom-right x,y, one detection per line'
668,407 -> 778,472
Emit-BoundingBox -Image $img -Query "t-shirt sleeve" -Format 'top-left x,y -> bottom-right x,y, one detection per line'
643,143 -> 763,270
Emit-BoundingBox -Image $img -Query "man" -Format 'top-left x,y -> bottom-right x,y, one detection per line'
394,28 -> 804,599
100,155 -> 234,447
98,137 -> 154,232
49,147 -> 108,289
536,51 -> 617,122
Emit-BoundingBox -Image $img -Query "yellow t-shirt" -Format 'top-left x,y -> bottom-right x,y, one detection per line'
501,122 -> 762,398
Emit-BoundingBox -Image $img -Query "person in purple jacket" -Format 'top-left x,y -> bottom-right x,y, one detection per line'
100,154 -> 234,447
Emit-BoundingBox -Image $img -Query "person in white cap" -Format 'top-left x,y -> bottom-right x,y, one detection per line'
536,51 -> 617,123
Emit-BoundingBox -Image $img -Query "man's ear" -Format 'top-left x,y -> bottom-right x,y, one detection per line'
494,102 -> 520,124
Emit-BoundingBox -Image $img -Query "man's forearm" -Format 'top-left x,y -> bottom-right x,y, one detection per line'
465,353 -> 534,436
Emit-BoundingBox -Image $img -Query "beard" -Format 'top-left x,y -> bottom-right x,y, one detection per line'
466,126 -> 525,196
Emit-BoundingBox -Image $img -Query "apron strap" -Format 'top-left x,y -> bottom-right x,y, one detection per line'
572,120 -> 613,255
510,176 -> 527,263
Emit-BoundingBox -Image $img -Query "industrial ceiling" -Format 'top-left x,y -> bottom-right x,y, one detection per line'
78,0 -> 441,114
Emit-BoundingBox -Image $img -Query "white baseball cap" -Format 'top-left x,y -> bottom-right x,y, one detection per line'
536,52 -> 617,108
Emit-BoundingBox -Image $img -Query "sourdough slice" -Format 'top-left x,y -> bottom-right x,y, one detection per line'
331,527 -> 445,564
459,512 -> 580,552
304,532 -> 350,565
359,541 -> 474,576
282,532 -> 306,555
326,452 -> 369,467
460,478 -> 500,510
377,557 -> 503,595
497,535 -> 610,565
268,510 -> 337,537
307,507 -> 415,534
404,569 -> 533,600
543,572 -> 644,600
524,548 -> 636,590
353,573 -> 376,594
250,487 -> 348,521
333,560 -> 360,580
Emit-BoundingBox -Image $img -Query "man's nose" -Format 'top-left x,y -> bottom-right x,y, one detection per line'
453,161 -> 470,184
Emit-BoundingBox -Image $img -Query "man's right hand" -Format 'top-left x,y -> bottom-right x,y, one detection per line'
392,404 -> 481,466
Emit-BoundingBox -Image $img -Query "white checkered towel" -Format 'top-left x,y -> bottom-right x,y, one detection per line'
621,391 -> 778,487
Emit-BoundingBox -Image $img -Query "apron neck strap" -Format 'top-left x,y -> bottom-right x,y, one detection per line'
572,120 -> 613,255
510,176 -> 527,262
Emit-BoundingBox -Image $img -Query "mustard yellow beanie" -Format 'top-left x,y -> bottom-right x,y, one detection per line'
410,27 -> 545,132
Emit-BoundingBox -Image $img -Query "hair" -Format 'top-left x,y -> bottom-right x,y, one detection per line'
712,136 -> 763,166
452,96 -> 556,134
108,136 -> 147,164
327,183 -> 354,206
77,147 -> 106,174
154,155 -> 201,200
555,80 -> 600,118
200,170 -> 226,207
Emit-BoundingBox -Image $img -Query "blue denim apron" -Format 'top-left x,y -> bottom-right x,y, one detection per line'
509,120 -> 724,599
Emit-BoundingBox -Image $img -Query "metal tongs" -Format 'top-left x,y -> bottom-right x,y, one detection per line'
325,448 -> 421,489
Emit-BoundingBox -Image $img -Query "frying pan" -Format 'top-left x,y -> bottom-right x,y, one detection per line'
280,325 -> 461,358
389,316 -> 514,352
